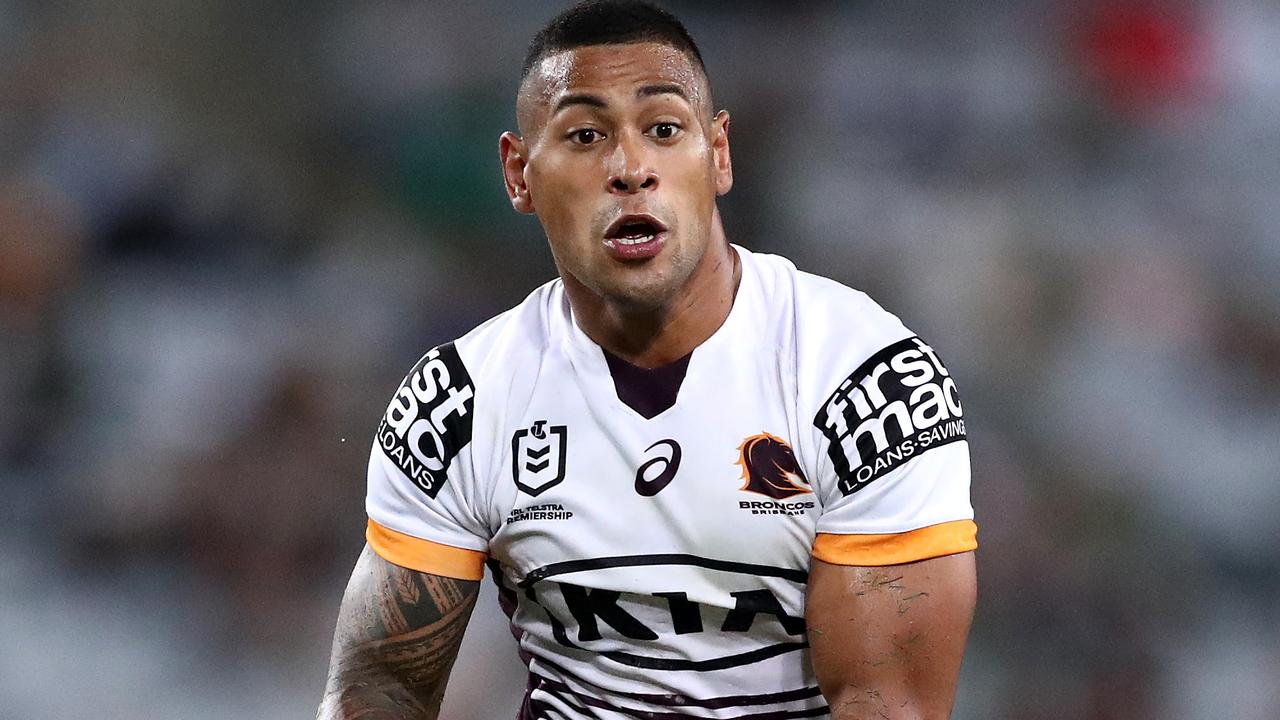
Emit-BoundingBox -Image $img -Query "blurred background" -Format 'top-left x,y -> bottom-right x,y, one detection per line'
2,0 -> 1278,717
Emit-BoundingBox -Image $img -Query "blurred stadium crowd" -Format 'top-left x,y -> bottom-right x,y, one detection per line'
2,1 -> 1278,718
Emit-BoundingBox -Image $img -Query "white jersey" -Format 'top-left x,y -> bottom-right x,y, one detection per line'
365,246 -> 976,719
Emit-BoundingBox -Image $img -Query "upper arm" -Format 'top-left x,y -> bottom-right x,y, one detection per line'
806,552 -> 976,720
796,311 -> 977,716
318,545 -> 480,720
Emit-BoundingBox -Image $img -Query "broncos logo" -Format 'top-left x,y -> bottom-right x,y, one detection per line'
735,432 -> 812,499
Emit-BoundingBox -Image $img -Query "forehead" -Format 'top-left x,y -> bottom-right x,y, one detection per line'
519,42 -> 707,127
540,42 -> 700,93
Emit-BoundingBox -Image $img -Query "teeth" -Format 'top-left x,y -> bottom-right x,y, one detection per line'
616,234 -> 655,246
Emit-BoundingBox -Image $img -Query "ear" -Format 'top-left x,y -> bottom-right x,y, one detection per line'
710,110 -> 733,196
499,131 -> 535,214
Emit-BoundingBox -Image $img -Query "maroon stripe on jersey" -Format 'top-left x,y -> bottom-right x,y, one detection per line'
518,554 -> 809,587
518,673 -> 536,720
603,348 -> 692,419
532,657 -> 825,710
601,641 -> 809,672
524,692 -> 590,719
534,674 -> 829,720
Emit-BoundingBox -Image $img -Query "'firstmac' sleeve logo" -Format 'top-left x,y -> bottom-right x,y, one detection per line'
813,337 -> 965,496
376,342 -> 475,498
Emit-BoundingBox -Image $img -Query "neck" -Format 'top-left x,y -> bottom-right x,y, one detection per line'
564,220 -> 740,369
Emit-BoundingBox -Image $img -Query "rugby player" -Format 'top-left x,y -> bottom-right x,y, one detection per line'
318,2 -> 977,718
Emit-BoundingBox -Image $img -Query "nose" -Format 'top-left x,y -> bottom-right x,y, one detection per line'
607,133 -> 658,194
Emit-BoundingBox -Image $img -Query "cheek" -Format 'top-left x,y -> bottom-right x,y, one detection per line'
529,166 -> 593,238
669,142 -> 715,185
532,153 -> 598,200
667,156 -> 717,209
536,149 -> 601,183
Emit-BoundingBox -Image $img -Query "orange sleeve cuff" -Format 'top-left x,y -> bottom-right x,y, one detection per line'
366,518 -> 487,580
813,519 -> 977,567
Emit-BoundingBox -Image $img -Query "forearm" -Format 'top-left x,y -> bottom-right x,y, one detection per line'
317,634 -> 460,719
318,681 -> 440,720
318,546 -> 479,720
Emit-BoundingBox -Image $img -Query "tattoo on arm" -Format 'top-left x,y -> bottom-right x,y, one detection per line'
318,545 -> 480,720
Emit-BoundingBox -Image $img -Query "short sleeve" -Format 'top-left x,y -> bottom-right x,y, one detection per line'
364,342 -> 490,580
807,333 -> 976,566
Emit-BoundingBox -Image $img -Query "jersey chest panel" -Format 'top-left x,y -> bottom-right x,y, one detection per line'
483,350 -> 820,682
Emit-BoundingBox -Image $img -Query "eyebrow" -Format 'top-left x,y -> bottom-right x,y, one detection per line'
550,84 -> 693,117
637,83 -> 690,103
551,93 -> 608,116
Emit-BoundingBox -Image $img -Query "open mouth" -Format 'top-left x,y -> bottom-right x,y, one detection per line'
604,214 -> 668,246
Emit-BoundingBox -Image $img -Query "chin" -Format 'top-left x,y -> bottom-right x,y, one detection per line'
613,252 -> 704,310
563,241 -> 699,312
600,281 -> 672,313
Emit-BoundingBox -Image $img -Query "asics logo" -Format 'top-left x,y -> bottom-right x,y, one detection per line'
635,439 -> 681,497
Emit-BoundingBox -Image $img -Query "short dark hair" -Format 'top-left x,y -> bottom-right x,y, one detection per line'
521,1 -> 707,82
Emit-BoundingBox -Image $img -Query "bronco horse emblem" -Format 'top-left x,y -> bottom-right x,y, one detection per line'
735,432 -> 812,499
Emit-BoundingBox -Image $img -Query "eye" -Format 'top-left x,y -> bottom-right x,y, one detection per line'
569,128 -> 603,145
648,123 -> 681,140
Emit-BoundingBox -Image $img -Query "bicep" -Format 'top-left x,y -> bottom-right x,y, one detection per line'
318,544 -> 480,720
806,551 -> 976,720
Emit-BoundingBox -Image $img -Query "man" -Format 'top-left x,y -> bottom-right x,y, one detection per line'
318,2 -> 977,718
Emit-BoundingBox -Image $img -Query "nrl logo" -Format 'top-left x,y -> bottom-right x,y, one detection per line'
512,420 -> 568,497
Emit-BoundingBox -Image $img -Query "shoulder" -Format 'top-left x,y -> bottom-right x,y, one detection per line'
738,247 -> 928,414
451,278 -> 561,376
738,247 -> 913,361
759,252 -> 948,431
791,266 -> 914,354
785,266 -> 966,499
391,278 -> 560,411
372,278 -> 563,501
